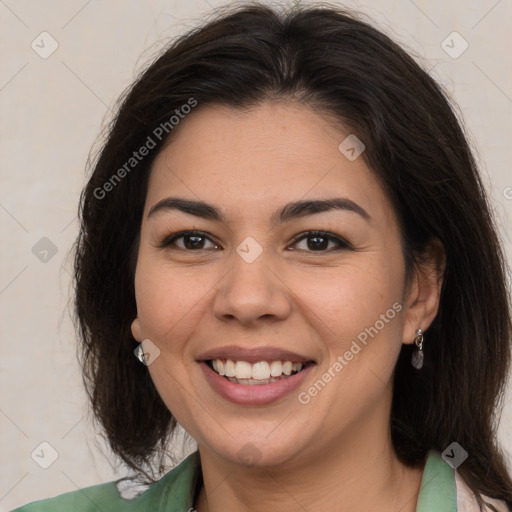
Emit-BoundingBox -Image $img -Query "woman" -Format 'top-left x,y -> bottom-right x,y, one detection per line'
12,2 -> 511,511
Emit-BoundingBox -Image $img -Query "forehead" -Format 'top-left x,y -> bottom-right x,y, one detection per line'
145,101 -> 393,224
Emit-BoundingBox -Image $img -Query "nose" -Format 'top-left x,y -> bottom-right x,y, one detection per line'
212,251 -> 292,327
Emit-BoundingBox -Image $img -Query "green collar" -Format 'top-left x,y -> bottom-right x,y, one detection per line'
415,450 -> 457,512
13,449 -> 457,511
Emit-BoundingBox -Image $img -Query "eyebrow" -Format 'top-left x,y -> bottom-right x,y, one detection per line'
147,197 -> 371,224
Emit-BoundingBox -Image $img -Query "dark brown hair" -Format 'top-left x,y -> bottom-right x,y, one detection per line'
74,2 -> 512,509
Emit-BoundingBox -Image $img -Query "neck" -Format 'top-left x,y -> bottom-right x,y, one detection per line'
194,404 -> 425,512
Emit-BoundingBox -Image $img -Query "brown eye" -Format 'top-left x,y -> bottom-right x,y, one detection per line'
159,231 -> 221,250
290,231 -> 351,252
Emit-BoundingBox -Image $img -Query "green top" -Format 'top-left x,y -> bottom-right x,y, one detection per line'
12,450 -> 456,512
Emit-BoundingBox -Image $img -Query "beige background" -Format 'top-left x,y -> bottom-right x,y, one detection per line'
1,0 -> 511,509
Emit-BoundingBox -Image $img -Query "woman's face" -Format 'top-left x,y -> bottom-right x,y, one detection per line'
131,101 -> 426,468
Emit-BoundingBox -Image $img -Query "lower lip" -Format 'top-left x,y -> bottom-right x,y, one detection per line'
198,361 -> 314,406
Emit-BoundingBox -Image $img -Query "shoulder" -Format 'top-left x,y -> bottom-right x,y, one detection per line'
10,451 -> 201,512
454,469 -> 509,512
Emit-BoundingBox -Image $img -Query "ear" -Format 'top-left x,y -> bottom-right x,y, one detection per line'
401,238 -> 445,345
131,317 -> 143,342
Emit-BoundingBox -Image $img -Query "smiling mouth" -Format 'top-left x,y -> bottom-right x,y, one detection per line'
206,359 -> 314,385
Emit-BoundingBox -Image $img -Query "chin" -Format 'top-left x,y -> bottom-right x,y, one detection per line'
200,431 -> 311,470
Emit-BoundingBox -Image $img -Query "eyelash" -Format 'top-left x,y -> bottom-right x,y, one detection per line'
158,230 -> 352,253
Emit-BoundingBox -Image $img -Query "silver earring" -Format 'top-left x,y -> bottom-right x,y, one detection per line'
411,328 -> 424,369
134,344 -> 147,365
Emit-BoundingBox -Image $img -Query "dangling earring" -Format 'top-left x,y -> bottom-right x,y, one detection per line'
411,328 -> 424,369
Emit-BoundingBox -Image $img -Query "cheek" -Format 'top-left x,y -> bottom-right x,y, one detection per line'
294,257 -> 404,345
133,257 -> 213,349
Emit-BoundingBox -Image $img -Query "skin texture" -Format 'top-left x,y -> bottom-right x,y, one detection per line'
131,102 -> 445,512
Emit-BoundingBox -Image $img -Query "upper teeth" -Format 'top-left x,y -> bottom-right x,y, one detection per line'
211,359 -> 303,380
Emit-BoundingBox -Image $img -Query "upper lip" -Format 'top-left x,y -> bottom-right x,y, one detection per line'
196,345 -> 315,364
